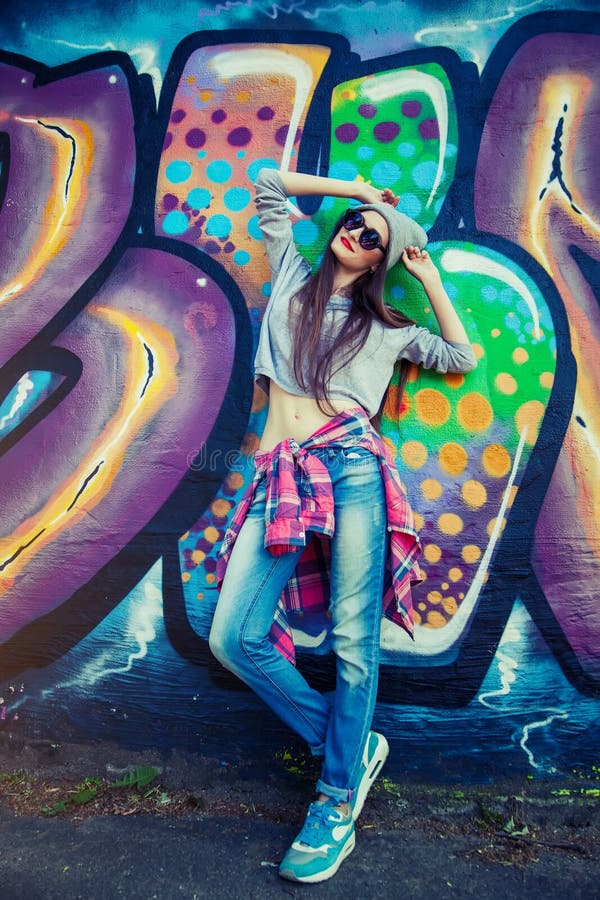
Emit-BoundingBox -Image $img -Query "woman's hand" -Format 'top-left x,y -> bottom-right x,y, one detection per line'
354,182 -> 400,207
401,246 -> 441,286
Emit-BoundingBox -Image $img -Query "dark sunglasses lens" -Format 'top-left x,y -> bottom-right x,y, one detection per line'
343,210 -> 364,230
359,228 -> 381,250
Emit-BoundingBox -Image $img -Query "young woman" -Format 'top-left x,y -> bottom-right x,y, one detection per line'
210,167 -> 476,883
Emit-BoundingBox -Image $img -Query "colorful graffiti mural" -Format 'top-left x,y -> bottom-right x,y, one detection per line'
0,4 -> 598,781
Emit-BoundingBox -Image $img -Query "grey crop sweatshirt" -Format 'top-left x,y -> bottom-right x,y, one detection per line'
253,169 -> 477,417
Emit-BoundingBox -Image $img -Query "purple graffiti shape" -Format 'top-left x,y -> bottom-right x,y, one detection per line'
0,60 -> 137,368
475,30 -> 600,681
0,246 -> 235,643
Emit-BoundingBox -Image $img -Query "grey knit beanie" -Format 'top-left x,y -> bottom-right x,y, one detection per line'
354,202 -> 427,273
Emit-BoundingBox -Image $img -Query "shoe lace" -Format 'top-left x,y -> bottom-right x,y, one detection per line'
297,801 -> 344,847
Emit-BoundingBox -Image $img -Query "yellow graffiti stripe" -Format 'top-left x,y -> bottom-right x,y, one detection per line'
0,116 -> 93,305
523,74 -> 600,560
0,305 -> 178,591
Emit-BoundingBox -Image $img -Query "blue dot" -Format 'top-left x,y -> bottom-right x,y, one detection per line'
371,161 -> 401,184
247,157 -> 278,181
445,143 -> 457,158
248,215 -> 263,241
398,142 -> 416,158
398,193 -> 422,218
187,188 -> 212,209
234,250 -> 250,266
224,187 -> 251,212
237,150 -> 246,159
162,210 -> 189,235
481,284 -> 498,302
319,196 -> 335,211
206,160 -> 233,183
413,160 -> 440,191
328,161 -> 358,181
292,219 -> 319,246
206,214 -> 232,239
197,150 -> 206,159
165,160 -> 192,184
442,281 -> 458,300
390,285 -> 405,301
262,282 -> 272,297
357,145 -> 374,161
505,313 -> 520,332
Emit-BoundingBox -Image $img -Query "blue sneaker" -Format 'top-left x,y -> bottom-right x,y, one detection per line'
350,731 -> 389,821
279,798 -> 355,883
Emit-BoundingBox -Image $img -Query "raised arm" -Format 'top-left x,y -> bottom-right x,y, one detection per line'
401,246 -> 471,346
277,170 -> 397,206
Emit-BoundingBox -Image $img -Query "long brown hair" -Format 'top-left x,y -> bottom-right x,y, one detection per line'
291,212 -> 414,426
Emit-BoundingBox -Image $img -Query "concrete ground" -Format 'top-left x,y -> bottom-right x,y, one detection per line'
1,737 -> 598,899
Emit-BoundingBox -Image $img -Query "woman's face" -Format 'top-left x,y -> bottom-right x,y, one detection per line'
330,210 -> 389,276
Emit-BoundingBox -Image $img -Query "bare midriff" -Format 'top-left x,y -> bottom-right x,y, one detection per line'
257,379 -> 358,452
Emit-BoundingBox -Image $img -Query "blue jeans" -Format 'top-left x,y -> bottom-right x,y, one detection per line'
209,444 -> 387,803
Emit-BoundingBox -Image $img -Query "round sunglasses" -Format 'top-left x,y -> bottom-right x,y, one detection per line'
342,209 -> 387,254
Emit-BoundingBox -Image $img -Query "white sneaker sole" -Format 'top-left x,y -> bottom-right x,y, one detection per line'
279,831 -> 356,883
352,733 -> 389,821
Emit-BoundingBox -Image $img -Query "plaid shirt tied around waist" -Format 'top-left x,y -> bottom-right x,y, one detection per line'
216,407 -> 422,664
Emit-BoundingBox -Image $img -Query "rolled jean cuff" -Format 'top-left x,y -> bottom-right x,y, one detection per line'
316,778 -> 352,804
310,742 -> 325,758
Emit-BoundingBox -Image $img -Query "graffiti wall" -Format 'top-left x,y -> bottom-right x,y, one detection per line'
1,1 -> 599,783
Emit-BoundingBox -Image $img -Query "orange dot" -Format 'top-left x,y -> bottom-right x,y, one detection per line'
414,388 -> 451,426
206,573 -> 216,584
236,90 -> 251,102
197,592 -> 204,601
418,602 -> 427,611
439,442 -> 468,475
204,526 -> 219,544
495,373 -> 518,395
441,581 -> 449,590
401,440 -> 428,469
241,432 -> 260,455
448,566 -> 463,582
462,544 -> 481,563
179,531 -> 190,542
444,372 -> 465,389
413,512 -> 424,531
383,384 -> 411,420
182,571 -> 191,583
187,76 -> 196,84
472,343 -> 485,360
507,485 -> 518,508
442,596 -> 458,615
426,610 -> 446,628
192,549 -> 206,564
515,400 -> 545,445
486,516 -> 506,537
251,384 -> 268,412
461,479 -> 487,509
382,436 -> 398,458
438,513 -> 463,535
491,328 -> 501,337
413,610 -> 422,626
227,472 -> 244,491
481,444 -> 511,478
539,371 -> 554,389
512,347 -> 529,365
421,479 -> 443,501
427,590 -> 442,604
424,543 -> 442,563
199,89 -> 212,101
211,499 -> 232,518
406,363 -> 419,383
457,392 -> 493,432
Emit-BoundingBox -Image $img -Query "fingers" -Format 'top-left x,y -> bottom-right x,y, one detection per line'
404,245 -> 428,259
